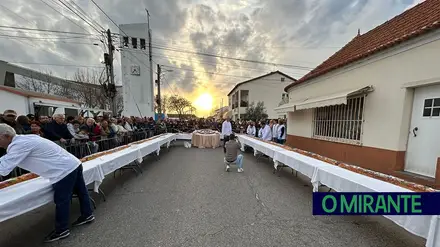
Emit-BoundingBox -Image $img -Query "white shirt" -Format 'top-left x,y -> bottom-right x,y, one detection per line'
124,122 -> 133,131
262,124 -> 272,141
278,124 -> 286,140
0,135 -> 80,184
272,124 -> 279,138
222,120 -> 232,136
258,128 -> 263,138
246,125 -> 256,136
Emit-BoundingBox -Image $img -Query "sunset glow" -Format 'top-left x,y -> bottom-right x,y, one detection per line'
194,93 -> 214,112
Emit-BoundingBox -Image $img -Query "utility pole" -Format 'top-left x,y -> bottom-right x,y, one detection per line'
146,9 -> 154,114
220,98 -> 223,119
104,29 -> 117,117
156,64 -> 162,115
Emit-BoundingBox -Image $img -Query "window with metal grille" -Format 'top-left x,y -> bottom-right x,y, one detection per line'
140,38 -> 146,49
132,37 -> 137,49
123,36 -> 129,47
312,95 -> 365,145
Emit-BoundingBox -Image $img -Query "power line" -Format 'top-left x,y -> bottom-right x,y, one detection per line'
0,3 -> 36,25
89,0 -> 128,37
161,64 -> 298,81
38,0 -> 93,34
151,39 -> 343,50
56,0 -> 103,34
151,54 -> 305,76
7,61 -> 105,68
0,34 -> 97,40
126,45 -> 309,75
0,25 -> 93,36
151,45 -> 313,70
69,0 -> 106,31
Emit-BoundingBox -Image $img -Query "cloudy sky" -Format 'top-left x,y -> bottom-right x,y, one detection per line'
0,0 -> 423,116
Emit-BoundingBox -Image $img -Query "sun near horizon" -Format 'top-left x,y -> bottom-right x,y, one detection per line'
193,93 -> 214,116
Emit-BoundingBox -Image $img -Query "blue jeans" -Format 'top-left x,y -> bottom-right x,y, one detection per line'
52,165 -> 93,233
235,154 -> 243,169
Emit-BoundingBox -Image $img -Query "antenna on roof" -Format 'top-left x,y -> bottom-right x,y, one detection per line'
357,28 -> 361,36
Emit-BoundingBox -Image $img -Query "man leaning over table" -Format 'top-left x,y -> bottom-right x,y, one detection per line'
0,124 -> 95,243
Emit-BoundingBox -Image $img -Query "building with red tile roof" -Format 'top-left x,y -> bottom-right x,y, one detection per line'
277,0 -> 440,188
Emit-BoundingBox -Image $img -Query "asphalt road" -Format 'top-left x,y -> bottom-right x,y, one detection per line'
0,143 -> 426,247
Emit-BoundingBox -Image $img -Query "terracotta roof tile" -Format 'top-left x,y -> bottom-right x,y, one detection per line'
285,0 -> 440,91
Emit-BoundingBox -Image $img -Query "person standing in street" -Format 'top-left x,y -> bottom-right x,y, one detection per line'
246,121 -> 256,136
272,119 -> 279,143
277,119 -> 286,144
221,117 -> 232,153
261,120 -> 272,141
0,124 -> 95,243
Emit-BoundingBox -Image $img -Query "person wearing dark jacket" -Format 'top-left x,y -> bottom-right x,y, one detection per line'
17,115 -> 32,134
43,114 -> 74,143
0,110 -> 26,135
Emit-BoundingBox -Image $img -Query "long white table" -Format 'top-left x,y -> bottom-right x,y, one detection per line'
0,161 -> 104,223
237,134 -> 440,247
0,133 -> 177,223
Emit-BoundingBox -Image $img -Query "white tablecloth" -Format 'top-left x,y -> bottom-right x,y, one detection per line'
0,162 -> 104,223
237,134 -> 440,247
0,133 -> 177,223
175,133 -> 192,140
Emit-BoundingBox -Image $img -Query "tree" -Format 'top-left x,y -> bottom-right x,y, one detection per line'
15,70 -> 57,94
167,95 -> 195,119
155,95 -> 169,114
73,69 -> 107,109
244,101 -> 268,122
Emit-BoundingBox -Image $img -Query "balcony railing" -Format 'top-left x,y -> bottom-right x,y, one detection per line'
240,101 -> 249,107
278,97 -> 289,106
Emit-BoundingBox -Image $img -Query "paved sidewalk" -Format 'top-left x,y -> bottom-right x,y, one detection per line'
0,145 -> 425,247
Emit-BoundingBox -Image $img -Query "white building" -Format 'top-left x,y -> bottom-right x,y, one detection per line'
277,0 -> 440,188
119,23 -> 154,118
0,85 -> 81,116
227,71 -> 296,121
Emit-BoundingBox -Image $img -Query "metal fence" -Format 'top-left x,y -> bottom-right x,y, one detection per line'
1,128 -> 164,181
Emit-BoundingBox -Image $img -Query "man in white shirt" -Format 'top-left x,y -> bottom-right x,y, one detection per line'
261,120 -> 272,141
221,118 -> 233,153
272,119 -> 279,143
0,124 -> 94,243
277,119 -> 286,144
246,122 -> 256,136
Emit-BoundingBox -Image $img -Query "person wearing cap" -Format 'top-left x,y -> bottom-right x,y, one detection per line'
0,124 -> 95,242
27,114 -> 35,122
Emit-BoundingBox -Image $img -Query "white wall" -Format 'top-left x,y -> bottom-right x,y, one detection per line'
229,72 -> 295,120
286,30 -> 440,151
120,23 -> 154,118
0,91 -> 28,115
28,97 -> 82,116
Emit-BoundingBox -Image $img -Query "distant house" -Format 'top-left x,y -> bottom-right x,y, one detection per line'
0,85 -> 110,117
212,106 -> 230,119
227,71 -> 296,121
278,0 -> 440,187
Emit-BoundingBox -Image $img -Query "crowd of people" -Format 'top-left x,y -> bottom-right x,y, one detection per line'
0,109 -> 170,179
222,118 -> 287,144
0,109 -> 286,176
